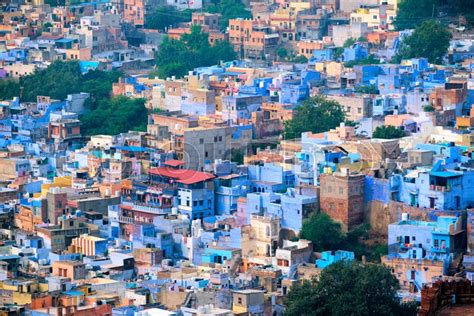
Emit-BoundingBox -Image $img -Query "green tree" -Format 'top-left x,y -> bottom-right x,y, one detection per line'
423,104 -> 435,112
285,261 -> 418,316
300,213 -> 345,252
17,61 -> 121,108
394,0 -> 439,30
0,79 -> 20,101
345,54 -> 380,68
145,6 -> 192,31
20,60 -> 83,101
373,125 -> 406,139
205,0 -> 252,31
276,47 -> 288,60
42,22 -> 53,31
283,96 -> 345,139
208,39 -> 238,64
395,0 -> 474,30
343,38 -> 357,48
80,96 -> 147,136
355,84 -> 379,94
396,20 -> 451,64
291,55 -> 308,63
155,25 -> 236,79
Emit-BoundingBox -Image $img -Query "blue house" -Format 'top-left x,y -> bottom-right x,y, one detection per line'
343,43 -> 369,62
312,48 -> 334,62
316,250 -> 355,269
388,214 -> 464,259
201,246 -> 240,265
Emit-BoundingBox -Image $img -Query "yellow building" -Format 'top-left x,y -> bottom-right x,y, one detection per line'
40,176 -> 72,198
0,280 -> 48,306
350,7 -> 396,31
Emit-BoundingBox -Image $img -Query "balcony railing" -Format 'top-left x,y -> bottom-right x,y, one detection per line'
431,246 -> 449,253
121,201 -> 172,215
118,216 -> 134,224
430,185 -> 451,192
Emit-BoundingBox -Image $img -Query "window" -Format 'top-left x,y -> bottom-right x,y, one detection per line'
199,138 -> 204,144
434,239 -> 439,248
238,297 -> 242,304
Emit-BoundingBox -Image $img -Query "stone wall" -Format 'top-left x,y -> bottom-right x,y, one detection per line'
419,278 -> 474,316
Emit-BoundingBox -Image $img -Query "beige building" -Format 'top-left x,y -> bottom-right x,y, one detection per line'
382,256 -> 444,290
232,289 -> 265,316
242,215 -> 280,260
326,95 -> 373,121
174,125 -> 252,171
52,261 -> 86,281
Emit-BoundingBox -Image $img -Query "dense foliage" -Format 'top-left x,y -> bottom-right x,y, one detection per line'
205,0 -> 252,30
0,80 -> 20,101
300,213 -> 386,261
80,96 -> 147,135
395,20 -> 451,64
0,61 -> 146,135
373,125 -> 406,139
395,0 -> 474,30
355,84 -> 379,94
291,55 -> 308,63
283,96 -> 345,140
344,54 -> 380,68
300,213 -> 346,252
145,6 -> 192,31
285,261 -> 418,316
155,25 -> 236,79
18,61 -> 121,103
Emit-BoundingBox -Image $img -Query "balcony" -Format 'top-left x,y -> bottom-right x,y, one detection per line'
65,231 -> 79,237
118,216 -> 134,224
430,185 -> 451,192
121,201 -> 172,215
431,246 -> 449,254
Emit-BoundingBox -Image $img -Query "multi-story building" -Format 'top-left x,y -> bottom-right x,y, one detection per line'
228,19 -> 279,60
191,12 -> 220,30
384,214 -> 465,291
173,124 -> 252,171
48,111 -> 81,145
36,215 -> 90,252
123,0 -> 164,26
326,94 -> 373,121
320,170 -> 365,231
148,164 -> 216,220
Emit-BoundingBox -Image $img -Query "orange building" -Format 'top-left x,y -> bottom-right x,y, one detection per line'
296,40 -> 325,59
123,0 -> 162,26
228,19 -> 279,60
192,12 -> 220,30
14,205 -> 44,232
456,105 -> 474,129
52,261 -> 86,281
